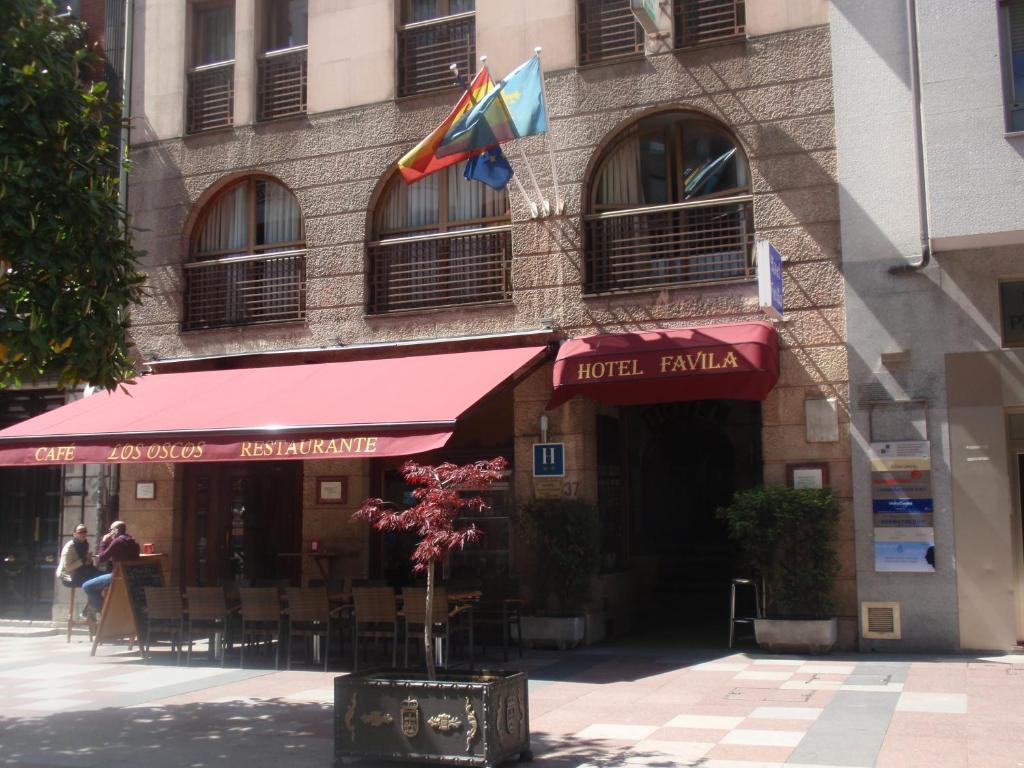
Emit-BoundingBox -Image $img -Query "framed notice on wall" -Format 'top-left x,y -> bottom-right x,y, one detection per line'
317,477 -> 347,505
787,462 -> 828,489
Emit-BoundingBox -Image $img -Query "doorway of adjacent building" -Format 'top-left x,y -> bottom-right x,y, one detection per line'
1015,454 -> 1024,645
0,466 -> 62,619
0,390 -> 65,619
621,399 -> 762,645
182,462 -> 302,586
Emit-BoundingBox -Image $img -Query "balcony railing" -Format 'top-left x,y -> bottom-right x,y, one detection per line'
368,227 -> 512,314
674,0 -> 745,48
398,12 -> 475,97
584,196 -> 755,294
187,61 -> 234,134
183,250 -> 306,331
257,46 -> 308,121
578,0 -> 645,65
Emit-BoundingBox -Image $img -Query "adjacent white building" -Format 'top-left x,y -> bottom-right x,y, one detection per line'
832,0 -> 1024,650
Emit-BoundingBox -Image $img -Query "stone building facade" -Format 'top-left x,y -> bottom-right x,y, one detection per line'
70,0 -> 852,644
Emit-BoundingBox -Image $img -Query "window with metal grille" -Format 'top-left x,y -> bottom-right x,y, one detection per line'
1003,0 -> 1024,131
258,0 -> 308,121
578,0 -> 644,66
585,111 -> 754,294
397,0 -> 476,97
184,176 -> 306,330
187,2 -> 235,134
368,165 -> 511,314
674,0 -> 745,49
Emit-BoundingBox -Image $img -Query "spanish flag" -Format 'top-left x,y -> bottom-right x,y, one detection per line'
397,69 -> 496,184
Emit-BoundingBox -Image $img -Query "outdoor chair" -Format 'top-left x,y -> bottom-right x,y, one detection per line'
283,587 -> 337,671
351,586 -> 398,672
142,586 -> 184,665
238,587 -> 283,669
467,575 -> 523,662
402,586 -> 475,669
185,586 -> 231,666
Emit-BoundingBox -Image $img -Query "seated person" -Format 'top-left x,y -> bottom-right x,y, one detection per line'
56,524 -> 100,588
82,521 -> 141,615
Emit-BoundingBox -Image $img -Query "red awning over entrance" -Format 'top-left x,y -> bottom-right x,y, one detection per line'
547,322 -> 779,409
0,346 -> 547,466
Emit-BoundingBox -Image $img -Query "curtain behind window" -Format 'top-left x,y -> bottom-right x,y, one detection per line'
596,136 -> 643,208
195,185 -> 247,258
196,5 -> 234,66
266,0 -> 308,51
448,161 -> 506,228
257,181 -> 302,250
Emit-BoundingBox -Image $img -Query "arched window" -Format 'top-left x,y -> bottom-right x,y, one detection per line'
585,111 -> 753,293
184,176 -> 306,330
368,162 -> 511,313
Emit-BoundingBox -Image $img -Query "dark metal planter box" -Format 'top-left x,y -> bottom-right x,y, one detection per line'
335,670 -> 531,768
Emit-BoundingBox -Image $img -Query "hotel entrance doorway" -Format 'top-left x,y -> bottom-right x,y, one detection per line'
182,462 -> 302,586
625,399 -> 762,644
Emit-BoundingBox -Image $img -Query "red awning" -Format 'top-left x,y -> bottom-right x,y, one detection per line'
547,322 -> 779,409
0,346 -> 547,466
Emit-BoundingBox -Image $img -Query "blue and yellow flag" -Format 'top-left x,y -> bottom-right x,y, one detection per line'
437,55 -> 548,159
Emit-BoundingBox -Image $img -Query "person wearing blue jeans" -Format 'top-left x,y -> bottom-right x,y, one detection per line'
82,521 -> 140,614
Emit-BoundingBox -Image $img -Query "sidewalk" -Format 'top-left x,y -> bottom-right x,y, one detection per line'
1,632 -> 1022,768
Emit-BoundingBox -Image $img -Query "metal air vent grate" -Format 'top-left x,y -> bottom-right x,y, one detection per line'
861,602 -> 901,640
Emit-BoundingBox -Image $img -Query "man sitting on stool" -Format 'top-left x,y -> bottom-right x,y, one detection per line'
82,521 -> 141,616
57,524 -> 100,590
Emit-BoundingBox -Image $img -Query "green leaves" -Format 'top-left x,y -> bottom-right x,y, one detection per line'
718,486 -> 841,619
520,498 -> 601,615
0,0 -> 144,391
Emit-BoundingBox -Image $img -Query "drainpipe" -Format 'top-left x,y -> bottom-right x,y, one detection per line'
890,0 -> 932,274
116,0 -> 134,210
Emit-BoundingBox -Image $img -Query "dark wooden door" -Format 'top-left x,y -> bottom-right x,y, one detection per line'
0,466 -> 62,618
182,462 -> 302,586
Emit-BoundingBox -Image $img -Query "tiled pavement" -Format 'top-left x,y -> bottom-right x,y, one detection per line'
0,632 -> 1022,767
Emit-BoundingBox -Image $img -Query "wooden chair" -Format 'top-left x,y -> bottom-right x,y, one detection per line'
238,587 -> 283,669
473,578 -> 524,662
283,587 -> 336,671
185,587 -> 230,667
351,586 -> 398,672
401,586 -> 453,668
142,587 -> 184,665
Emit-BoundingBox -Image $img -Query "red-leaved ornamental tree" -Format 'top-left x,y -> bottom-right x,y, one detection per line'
352,457 -> 508,679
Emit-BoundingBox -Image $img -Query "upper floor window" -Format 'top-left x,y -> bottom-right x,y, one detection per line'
397,0 -> 475,97
184,176 -> 306,330
674,0 -> 745,49
258,0 -> 308,121
585,111 -> 754,294
577,0 -> 644,66
368,164 -> 511,313
1003,0 -> 1024,132
187,2 -> 235,134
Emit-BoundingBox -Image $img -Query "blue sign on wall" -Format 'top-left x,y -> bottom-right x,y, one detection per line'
757,241 -> 784,320
533,443 -> 565,477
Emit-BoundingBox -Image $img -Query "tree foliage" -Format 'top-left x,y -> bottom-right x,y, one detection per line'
0,0 -> 145,390
717,485 -> 840,619
353,457 -> 508,678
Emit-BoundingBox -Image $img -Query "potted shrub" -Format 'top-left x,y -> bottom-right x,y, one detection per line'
717,485 -> 841,654
335,458 -> 531,768
518,497 -> 601,649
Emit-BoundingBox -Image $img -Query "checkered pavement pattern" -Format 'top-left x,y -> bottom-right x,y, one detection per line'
1,633 -> 1023,768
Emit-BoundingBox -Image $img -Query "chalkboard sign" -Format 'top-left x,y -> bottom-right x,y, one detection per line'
91,554 -> 166,655
123,559 -> 164,631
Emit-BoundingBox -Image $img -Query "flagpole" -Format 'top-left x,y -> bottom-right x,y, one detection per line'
534,47 -> 563,215
475,56 -> 539,218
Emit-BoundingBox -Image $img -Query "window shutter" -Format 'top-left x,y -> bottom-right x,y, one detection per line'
1011,2 -> 1024,55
